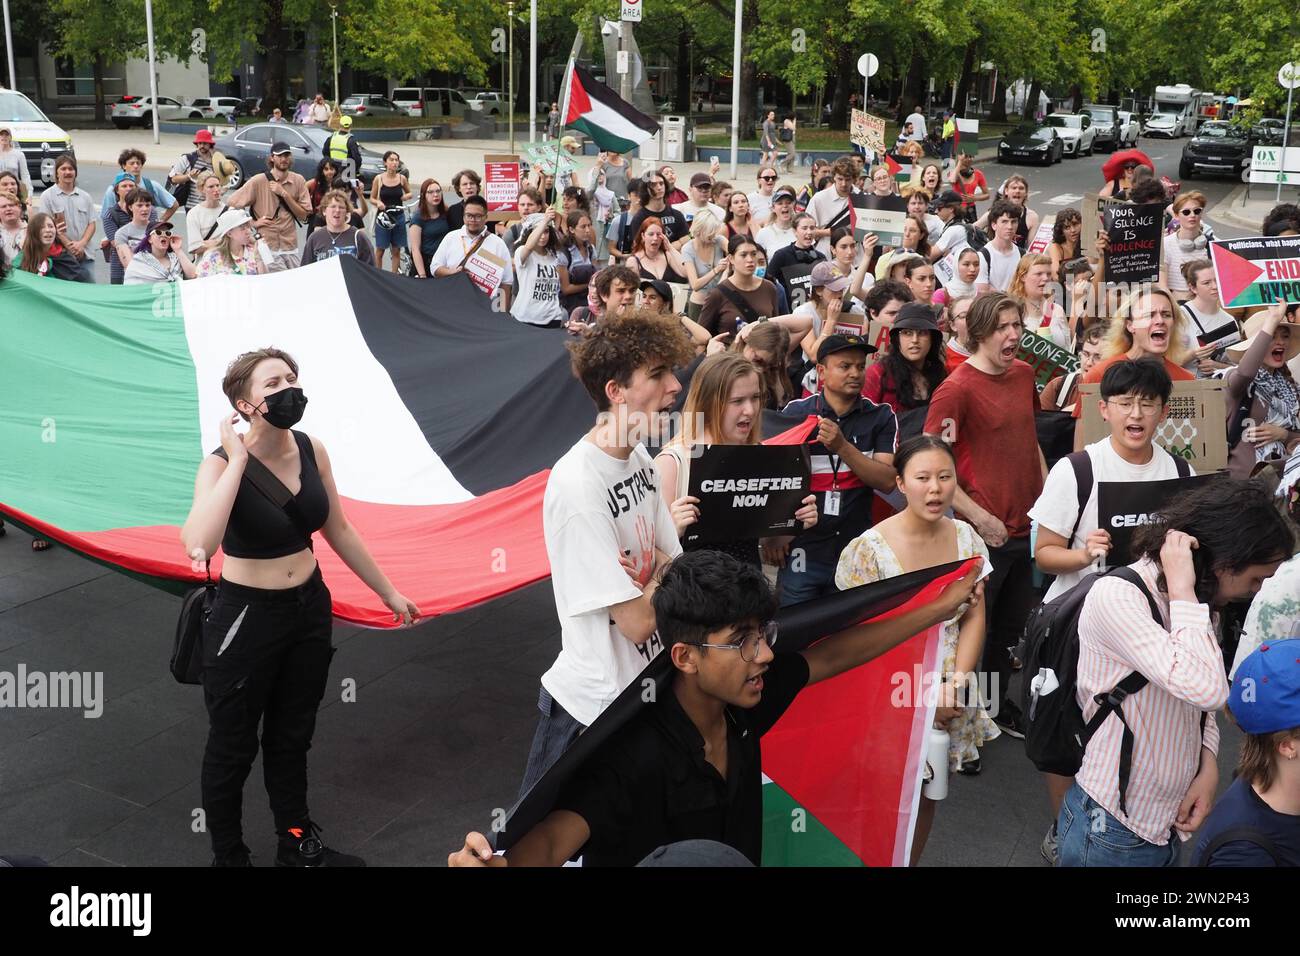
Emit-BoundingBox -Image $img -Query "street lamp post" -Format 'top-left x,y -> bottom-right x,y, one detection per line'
329,2 -> 339,108
508,0 -> 515,153
2,0 -> 16,92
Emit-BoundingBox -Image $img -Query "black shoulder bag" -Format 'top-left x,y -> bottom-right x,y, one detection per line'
170,442 -> 316,685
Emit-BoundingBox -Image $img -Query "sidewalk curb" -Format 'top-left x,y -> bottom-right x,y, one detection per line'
1210,184 -> 1264,232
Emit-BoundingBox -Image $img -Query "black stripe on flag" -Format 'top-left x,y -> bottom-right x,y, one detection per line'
338,257 -> 592,495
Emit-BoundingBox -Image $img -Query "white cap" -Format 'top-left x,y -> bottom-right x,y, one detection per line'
212,208 -> 253,240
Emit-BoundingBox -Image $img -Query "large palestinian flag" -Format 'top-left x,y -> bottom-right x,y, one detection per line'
563,65 -> 660,154
0,258 -> 593,625
499,560 -> 970,866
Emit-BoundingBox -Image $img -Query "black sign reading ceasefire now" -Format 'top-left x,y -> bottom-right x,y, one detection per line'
685,444 -> 812,544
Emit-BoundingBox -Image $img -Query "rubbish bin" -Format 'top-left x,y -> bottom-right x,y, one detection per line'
661,115 -> 693,162
638,125 -> 662,162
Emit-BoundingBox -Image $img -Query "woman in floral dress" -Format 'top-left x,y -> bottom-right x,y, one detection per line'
835,434 -> 999,864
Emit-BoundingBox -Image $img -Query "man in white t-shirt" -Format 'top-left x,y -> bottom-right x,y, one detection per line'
905,107 -> 927,141
975,199 -> 1022,293
755,186 -> 797,255
808,157 -> 857,257
518,311 -> 696,795
430,194 -> 514,311
1028,357 -> 1194,861
673,172 -> 724,226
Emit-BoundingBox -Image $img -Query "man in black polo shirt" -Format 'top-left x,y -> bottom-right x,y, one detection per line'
448,549 -> 980,866
775,334 -> 898,605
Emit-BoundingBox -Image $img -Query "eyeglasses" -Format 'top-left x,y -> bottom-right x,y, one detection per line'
1106,398 -> 1162,416
686,621 -> 778,662
759,175 -> 778,182
1178,207 -> 1204,216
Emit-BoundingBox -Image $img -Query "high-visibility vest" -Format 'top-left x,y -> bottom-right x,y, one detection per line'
327,131 -> 351,161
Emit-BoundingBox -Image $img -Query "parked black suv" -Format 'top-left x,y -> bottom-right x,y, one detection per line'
1179,121 -> 1254,181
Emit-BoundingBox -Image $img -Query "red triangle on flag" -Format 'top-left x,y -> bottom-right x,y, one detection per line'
564,68 -> 591,124
1212,244 -> 1265,306
884,154 -> 902,177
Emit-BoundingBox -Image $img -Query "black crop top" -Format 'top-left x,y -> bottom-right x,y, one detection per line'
215,430 -> 330,559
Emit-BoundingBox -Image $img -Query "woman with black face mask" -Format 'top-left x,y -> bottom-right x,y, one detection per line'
181,348 -> 419,868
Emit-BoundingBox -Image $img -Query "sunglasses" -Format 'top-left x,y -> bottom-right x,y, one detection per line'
1178,207 -> 1204,216
152,226 -> 174,236
759,175 -> 778,181
1122,163 -> 1139,170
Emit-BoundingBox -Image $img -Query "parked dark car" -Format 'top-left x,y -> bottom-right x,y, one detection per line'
997,122 -> 1064,165
213,122 -> 403,190
1179,120 -> 1254,181
1082,104 -> 1120,151
1253,118 -> 1286,145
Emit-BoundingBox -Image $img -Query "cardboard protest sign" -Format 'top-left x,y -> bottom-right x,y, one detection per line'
1079,379 -> 1228,473
522,142 -> 578,175
783,263 -> 816,309
484,154 -> 521,222
852,193 -> 910,247
1103,202 -> 1162,285
464,248 -> 509,295
1082,192 -> 1120,259
684,444 -> 812,544
851,110 -> 886,156
1027,221 -> 1054,255
1210,235 -> 1300,308
1096,475 -> 1216,566
1017,331 -> 1079,392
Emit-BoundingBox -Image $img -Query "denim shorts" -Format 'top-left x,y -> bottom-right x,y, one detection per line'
374,213 -> 408,249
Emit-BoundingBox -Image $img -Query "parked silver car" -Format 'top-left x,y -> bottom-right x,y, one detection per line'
212,122 -> 402,190
339,95 -> 405,118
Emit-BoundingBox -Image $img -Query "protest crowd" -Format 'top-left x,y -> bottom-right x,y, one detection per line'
3,98 -> 1300,874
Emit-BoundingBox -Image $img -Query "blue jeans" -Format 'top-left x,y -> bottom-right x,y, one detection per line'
777,554 -> 840,607
517,686 -> 585,800
1056,783 -> 1178,867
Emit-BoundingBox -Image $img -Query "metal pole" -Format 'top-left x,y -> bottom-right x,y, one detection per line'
528,0 -> 536,142
1279,81 -> 1295,203
728,0 -> 741,178
508,1 -> 515,154
619,23 -> 630,104
144,0 -> 160,145
1,0 -> 16,92
330,4 -> 339,108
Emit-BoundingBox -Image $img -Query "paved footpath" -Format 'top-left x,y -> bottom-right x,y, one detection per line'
0,526 -> 1242,866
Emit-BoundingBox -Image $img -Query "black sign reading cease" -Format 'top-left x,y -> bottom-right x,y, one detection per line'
685,443 -> 812,544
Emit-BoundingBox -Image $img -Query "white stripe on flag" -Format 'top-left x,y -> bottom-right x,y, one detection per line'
579,96 -> 656,147
179,259 -> 473,506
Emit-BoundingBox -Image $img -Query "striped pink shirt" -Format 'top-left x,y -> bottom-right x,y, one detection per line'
1075,558 -> 1226,845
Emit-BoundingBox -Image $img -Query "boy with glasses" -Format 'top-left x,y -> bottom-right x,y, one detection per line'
1029,358 -> 1193,861
430,194 -> 513,311
449,549 -> 980,866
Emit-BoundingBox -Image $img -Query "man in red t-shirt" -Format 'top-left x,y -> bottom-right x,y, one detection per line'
1072,287 -> 1194,448
925,292 -> 1046,735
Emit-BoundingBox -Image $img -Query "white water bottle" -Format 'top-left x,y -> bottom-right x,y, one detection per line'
922,727 -> 950,801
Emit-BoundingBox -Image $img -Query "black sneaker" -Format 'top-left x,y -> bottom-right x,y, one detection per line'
276,822 -> 366,868
211,843 -> 253,867
994,708 -> 1026,740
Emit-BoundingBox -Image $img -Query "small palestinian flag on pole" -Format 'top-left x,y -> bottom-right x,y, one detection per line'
563,64 -> 659,154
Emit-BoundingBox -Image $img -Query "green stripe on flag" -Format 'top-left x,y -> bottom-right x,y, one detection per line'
762,780 -> 864,867
567,118 -> 640,156
0,273 -> 201,531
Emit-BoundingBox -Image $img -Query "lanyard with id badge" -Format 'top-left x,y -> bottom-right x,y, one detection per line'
818,393 -> 845,517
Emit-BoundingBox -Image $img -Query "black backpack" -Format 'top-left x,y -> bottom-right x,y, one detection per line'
1017,566 -> 1162,816
964,222 -> 990,253
1226,380 -> 1256,452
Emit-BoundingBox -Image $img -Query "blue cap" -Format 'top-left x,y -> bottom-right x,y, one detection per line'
1229,638 -> 1300,734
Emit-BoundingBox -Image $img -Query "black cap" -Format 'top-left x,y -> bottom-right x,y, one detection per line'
817,333 -> 875,362
934,190 -> 964,208
892,302 -> 941,333
640,278 -> 672,304
270,141 -> 293,156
